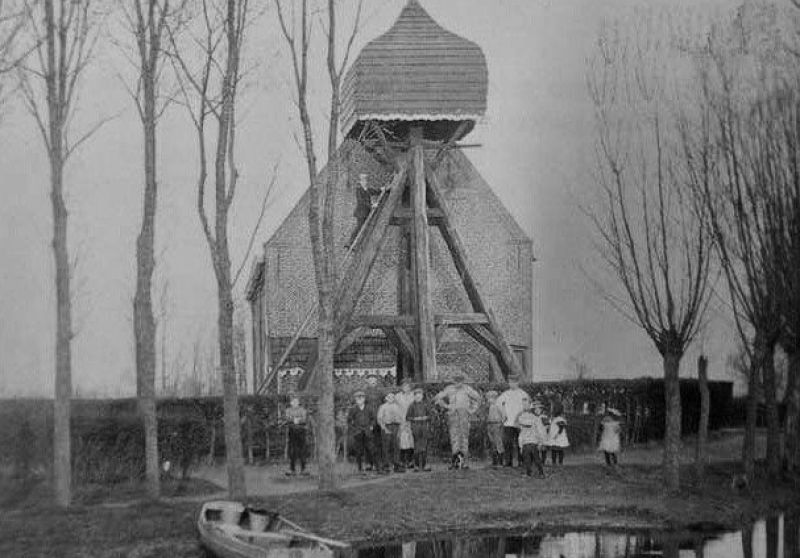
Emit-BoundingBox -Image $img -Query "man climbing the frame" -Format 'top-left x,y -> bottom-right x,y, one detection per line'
346,172 -> 384,249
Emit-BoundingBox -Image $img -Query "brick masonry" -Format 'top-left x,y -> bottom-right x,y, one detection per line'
248,140 -> 533,388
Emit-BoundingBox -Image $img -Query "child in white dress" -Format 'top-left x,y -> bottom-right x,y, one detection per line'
548,404 -> 569,465
598,408 -> 622,466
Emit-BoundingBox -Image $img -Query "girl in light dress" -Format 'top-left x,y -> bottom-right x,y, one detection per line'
548,404 -> 569,465
598,408 -> 622,466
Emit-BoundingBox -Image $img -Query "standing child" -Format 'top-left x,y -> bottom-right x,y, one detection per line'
485,390 -> 505,467
548,403 -> 569,465
395,380 -> 416,470
405,387 -> 432,471
284,395 -> 309,476
598,408 -> 622,466
377,393 -> 403,473
348,391 -> 376,472
517,396 -> 549,478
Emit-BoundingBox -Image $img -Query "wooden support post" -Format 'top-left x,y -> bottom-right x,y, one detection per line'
411,131 -> 437,382
425,165 -> 523,382
434,324 -> 448,350
334,162 -> 408,333
397,225 -> 415,382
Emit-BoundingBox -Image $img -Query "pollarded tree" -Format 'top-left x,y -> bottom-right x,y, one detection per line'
691,29 -> 792,479
587,23 -> 715,492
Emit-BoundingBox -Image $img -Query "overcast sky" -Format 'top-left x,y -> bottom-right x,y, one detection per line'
0,0 -> 743,397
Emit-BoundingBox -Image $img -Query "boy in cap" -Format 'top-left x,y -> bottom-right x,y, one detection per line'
405,387 -> 432,471
364,373 -> 384,466
485,390 -> 505,467
377,392 -> 404,473
348,390 -> 376,472
434,372 -> 482,469
517,396 -> 549,478
284,395 -> 310,476
496,375 -> 528,467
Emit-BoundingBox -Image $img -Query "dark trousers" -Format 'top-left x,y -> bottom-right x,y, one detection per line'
604,451 -> 618,465
372,424 -> 383,463
288,425 -> 307,472
411,422 -> 430,469
521,443 -> 544,476
551,448 -> 565,464
503,426 -> 520,466
381,424 -> 400,470
352,430 -> 374,471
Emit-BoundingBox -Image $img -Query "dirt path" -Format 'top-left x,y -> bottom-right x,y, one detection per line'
190,429 -> 764,498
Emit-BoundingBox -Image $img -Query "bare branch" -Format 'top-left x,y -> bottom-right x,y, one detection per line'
232,159 -> 279,287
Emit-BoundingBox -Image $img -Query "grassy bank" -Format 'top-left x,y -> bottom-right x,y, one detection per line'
1,459 -> 799,557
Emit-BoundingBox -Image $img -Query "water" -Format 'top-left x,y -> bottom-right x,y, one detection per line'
347,514 -> 799,558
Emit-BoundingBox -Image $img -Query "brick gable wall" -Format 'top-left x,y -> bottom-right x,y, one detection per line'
253,140 -> 533,385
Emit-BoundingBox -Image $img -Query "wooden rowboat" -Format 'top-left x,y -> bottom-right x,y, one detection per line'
197,500 -> 348,558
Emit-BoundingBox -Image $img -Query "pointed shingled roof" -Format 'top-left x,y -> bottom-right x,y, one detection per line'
341,0 -> 488,139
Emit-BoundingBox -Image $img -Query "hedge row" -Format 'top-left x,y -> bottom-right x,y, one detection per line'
0,378 -> 732,483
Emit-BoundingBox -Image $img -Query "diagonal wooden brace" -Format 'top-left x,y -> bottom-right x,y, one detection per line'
425,165 -> 523,382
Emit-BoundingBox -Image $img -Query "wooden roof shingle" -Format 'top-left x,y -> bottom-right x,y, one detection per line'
342,0 -> 488,139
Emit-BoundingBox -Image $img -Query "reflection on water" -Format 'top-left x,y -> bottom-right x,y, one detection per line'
348,515 -> 799,558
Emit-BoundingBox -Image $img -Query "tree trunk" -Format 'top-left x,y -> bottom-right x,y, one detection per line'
316,315 -> 337,489
762,339 -> 781,478
741,523 -> 753,558
695,355 -> 709,478
742,358 -> 759,482
663,351 -> 682,492
784,350 -> 800,473
134,63 -> 160,499
51,151 -> 72,508
45,0 -> 72,507
217,266 -> 246,499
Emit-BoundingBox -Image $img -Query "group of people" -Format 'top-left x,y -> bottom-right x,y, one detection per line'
348,379 -> 433,473
282,373 -> 624,477
482,377 -> 570,478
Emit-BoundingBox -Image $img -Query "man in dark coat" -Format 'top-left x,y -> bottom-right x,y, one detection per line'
364,373 -> 384,465
405,387 -> 432,471
348,391 -> 376,472
346,172 -> 383,248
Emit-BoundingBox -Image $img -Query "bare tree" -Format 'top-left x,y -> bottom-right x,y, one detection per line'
0,0 -> 27,114
18,0 -> 100,508
167,0 -> 251,499
117,0 -> 185,500
587,25 -> 715,492
690,45 -> 790,479
274,0 -> 362,490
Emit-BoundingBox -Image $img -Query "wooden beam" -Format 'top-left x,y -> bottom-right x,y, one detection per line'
462,324 -> 500,355
332,162 -> 408,333
391,207 -> 444,225
381,327 -> 403,356
412,139 -> 437,381
350,315 -> 415,328
336,326 -> 368,354
425,165 -> 524,382
435,313 -> 488,326
435,324 -> 448,349
394,327 -> 417,360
